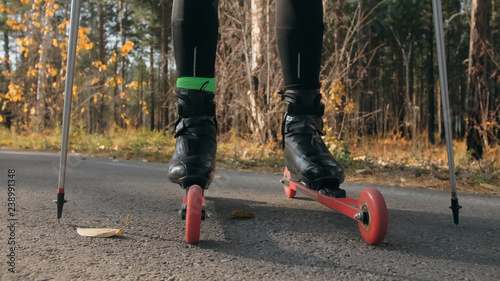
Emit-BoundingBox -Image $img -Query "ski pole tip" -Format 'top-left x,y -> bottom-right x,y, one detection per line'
450,197 -> 462,225
56,192 -> 67,222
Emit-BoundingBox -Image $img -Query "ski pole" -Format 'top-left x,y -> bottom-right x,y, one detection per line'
432,0 -> 461,224
56,0 -> 82,222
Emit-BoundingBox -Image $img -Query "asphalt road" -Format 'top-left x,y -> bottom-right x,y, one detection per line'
0,149 -> 499,280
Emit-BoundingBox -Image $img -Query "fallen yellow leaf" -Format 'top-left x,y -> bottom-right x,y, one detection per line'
77,214 -> 130,238
230,210 -> 254,218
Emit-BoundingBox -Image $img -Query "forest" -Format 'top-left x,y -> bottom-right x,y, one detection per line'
0,0 -> 499,161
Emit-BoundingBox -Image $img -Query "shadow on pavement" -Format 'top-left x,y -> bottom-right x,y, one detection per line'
385,208 -> 500,267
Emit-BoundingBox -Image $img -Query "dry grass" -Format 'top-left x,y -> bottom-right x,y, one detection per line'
1,126 -> 498,195
336,136 -> 500,195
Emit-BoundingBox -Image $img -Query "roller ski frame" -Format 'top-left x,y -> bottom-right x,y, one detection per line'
281,167 -> 388,245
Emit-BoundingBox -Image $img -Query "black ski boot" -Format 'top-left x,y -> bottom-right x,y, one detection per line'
281,89 -> 346,198
168,88 -> 217,189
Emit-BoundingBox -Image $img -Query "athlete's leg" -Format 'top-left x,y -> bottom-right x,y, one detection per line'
168,0 -> 219,189
276,0 -> 345,196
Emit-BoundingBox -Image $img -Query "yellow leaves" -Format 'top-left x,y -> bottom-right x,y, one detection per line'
126,81 -> 138,91
120,113 -> 131,125
45,4 -> 55,17
52,38 -> 58,47
16,37 -> 34,57
54,4 -> 60,9
7,82 -> 23,102
324,79 -> 354,114
21,48 -> 29,57
72,85 -> 77,99
0,58 -> 11,64
6,19 -> 21,30
107,51 -> 117,64
23,104 -> 29,113
92,61 -> 107,71
116,77 -> 124,86
121,41 -> 134,57
20,0 -> 30,4
139,101 -> 149,115
52,82 -> 57,88
30,107 -> 36,115
48,68 -> 58,77
230,210 -> 255,218
2,70 -> 12,78
0,115 -> 3,123
105,77 -> 116,87
78,27 -> 94,51
91,78 -> 100,85
120,91 -> 127,99
58,20 -> 70,33
104,76 -> 123,88
344,101 -> 356,115
486,121 -> 499,129
328,79 -> 345,105
81,107 -> 86,113
36,62 -> 42,69
27,66 -> 37,77
78,27 -> 90,38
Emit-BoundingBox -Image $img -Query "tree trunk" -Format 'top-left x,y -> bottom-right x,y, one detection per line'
97,2 -> 105,133
149,45 -> 155,131
3,28 -> 10,73
467,0 -> 490,159
1,25 -> 11,128
249,0 -> 266,142
333,0 -> 343,55
160,0 -> 171,131
427,15 -> 435,144
118,0 -> 127,128
36,2 -> 55,132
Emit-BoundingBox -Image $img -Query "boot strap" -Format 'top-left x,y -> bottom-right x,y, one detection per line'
177,103 -> 216,117
284,103 -> 325,116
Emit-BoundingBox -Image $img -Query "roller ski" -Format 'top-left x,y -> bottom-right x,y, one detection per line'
280,89 -> 388,245
168,88 -> 217,244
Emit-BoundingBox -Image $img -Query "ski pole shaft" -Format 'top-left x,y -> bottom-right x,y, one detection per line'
432,0 -> 461,224
56,0 -> 81,220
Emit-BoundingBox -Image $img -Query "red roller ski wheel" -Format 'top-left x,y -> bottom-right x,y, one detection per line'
185,185 -> 203,244
357,188 -> 388,245
283,168 -> 296,198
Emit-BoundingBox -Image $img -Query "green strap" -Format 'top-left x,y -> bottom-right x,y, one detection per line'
177,77 -> 216,92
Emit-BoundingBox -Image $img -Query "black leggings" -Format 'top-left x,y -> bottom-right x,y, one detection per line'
172,0 -> 323,90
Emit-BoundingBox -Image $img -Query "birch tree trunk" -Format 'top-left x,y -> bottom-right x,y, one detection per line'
467,0 -> 490,159
249,0 -> 266,141
36,2 -> 55,132
97,2 -> 105,133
